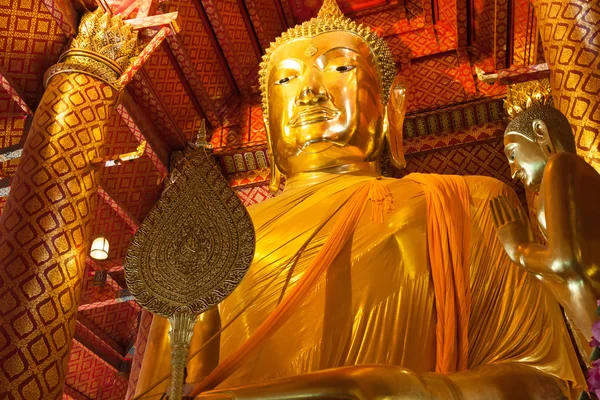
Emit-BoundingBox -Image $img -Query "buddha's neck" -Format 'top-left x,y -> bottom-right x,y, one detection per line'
284,161 -> 381,190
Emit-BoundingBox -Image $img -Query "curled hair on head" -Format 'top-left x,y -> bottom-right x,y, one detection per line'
505,105 -> 576,153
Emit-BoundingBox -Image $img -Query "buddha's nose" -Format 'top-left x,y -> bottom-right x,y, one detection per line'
296,71 -> 328,105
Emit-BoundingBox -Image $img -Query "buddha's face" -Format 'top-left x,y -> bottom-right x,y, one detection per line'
266,31 -> 384,175
504,133 -> 547,191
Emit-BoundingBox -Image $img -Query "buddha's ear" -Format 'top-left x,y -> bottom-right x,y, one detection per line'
532,119 -> 556,158
385,76 -> 408,169
265,120 -> 281,194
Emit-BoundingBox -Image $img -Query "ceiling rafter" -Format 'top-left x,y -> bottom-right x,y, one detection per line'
161,42 -> 214,127
98,184 -> 141,234
196,0 -> 252,94
119,93 -> 171,176
129,70 -> 189,149
494,0 -> 510,70
87,258 -> 125,290
78,291 -> 135,311
76,311 -> 126,354
63,383 -> 92,400
164,34 -> 221,127
188,0 -> 240,96
234,0 -> 264,59
74,322 -> 126,370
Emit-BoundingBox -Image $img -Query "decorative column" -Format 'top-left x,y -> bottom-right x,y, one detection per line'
0,10 -> 138,399
533,0 -> 600,170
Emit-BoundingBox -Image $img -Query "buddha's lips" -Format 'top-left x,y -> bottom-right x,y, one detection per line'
288,107 -> 339,128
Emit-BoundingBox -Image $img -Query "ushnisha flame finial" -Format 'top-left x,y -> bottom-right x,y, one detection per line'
318,0 -> 344,17
504,79 -> 553,120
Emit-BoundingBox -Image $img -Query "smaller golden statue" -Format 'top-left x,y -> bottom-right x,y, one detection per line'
491,81 -> 600,340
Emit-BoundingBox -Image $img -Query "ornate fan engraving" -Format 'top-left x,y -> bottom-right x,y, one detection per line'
124,148 -> 255,318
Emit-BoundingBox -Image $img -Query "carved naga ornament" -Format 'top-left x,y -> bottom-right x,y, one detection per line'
124,134 -> 255,399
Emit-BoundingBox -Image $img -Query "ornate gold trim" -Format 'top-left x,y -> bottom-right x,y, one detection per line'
60,49 -> 124,75
124,147 -> 255,318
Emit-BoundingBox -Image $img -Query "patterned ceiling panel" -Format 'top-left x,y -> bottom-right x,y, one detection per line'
396,137 -> 526,204
214,0 -> 262,82
353,5 -> 412,37
142,45 -> 201,143
100,114 -> 164,222
0,0 -> 66,106
436,0 -> 456,26
471,0 -> 495,53
210,94 -> 266,150
246,0 -> 286,49
511,0 -> 536,66
66,341 -> 128,400
78,303 -> 139,349
401,51 -> 478,112
167,0 -> 235,108
79,268 -> 120,307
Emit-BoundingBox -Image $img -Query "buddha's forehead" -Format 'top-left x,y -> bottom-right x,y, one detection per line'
268,31 -> 374,68
504,131 -> 534,145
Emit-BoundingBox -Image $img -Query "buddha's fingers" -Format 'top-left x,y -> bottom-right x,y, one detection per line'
499,196 -> 519,222
518,207 -> 535,242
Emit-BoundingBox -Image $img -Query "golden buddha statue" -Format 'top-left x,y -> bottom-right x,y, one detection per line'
490,82 -> 600,341
134,2 -> 585,398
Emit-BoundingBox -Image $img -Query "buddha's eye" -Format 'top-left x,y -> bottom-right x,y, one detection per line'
275,76 -> 297,85
509,151 -> 515,161
335,65 -> 355,73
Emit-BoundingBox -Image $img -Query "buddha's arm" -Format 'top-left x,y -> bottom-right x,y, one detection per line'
492,153 -> 598,336
514,154 -> 585,279
195,363 -> 571,399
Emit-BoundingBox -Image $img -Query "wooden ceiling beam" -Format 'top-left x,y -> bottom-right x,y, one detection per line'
77,292 -> 135,312
97,184 -> 141,234
63,384 -> 92,400
234,0 -> 263,59
190,0 -> 240,96
494,0 -> 510,70
74,322 -> 126,370
163,36 -> 221,128
196,0 -> 251,94
128,70 -> 188,150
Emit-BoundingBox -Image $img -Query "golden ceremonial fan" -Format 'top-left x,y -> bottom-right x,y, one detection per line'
124,122 -> 255,399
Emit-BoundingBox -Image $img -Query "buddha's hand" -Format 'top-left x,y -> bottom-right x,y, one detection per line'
490,195 -> 534,264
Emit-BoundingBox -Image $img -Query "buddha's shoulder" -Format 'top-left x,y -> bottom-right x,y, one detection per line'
385,174 -> 514,197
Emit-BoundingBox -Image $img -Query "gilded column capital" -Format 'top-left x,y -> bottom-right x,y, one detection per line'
45,8 -> 139,89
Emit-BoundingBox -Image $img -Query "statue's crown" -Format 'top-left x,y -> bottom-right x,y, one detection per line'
318,0 -> 344,17
259,0 -> 396,123
504,79 -> 553,120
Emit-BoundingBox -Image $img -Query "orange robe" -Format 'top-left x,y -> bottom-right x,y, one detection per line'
210,173 -> 584,392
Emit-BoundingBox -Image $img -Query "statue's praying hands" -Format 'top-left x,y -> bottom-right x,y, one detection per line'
490,195 -> 535,266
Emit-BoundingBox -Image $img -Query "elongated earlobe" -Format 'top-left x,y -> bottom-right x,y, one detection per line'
268,153 -> 281,194
386,79 -> 408,169
532,119 -> 556,158
265,122 -> 282,194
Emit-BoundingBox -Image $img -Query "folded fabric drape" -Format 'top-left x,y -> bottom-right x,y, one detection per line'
406,174 -> 471,374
